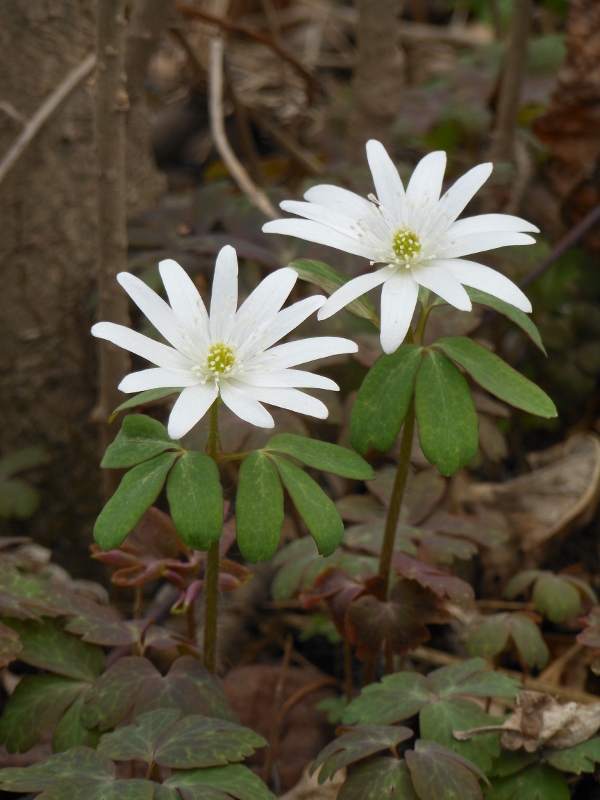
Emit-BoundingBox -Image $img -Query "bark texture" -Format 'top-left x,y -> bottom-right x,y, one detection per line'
349,0 -> 405,164
0,1 -> 165,574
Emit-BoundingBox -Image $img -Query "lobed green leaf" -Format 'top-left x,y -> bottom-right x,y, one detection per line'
236,452 -> 284,563
165,763 -> 276,800
102,414 -> 181,468
546,737 -> 600,774
415,351 -> 479,476
94,452 -> 178,551
265,433 -> 375,480
337,757 -> 417,800
167,452 -> 223,551
271,456 -> 344,557
350,345 -> 422,455
486,763 -> 569,799
434,337 -> 557,418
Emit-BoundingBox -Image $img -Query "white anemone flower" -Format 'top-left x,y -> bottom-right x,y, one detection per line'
263,140 -> 539,354
92,245 -> 357,439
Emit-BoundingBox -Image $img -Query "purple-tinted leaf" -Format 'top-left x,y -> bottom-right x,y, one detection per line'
405,740 -> 487,800
423,511 -> 507,548
342,672 -> 430,725
98,709 -> 182,763
154,716 -> 266,768
0,674 -> 86,753
165,763 -> 276,800
0,746 -> 114,791
82,656 -> 160,731
337,757 -> 418,800
6,618 -> 105,680
0,620 -> 21,667
393,553 -> 474,604
311,725 -> 413,782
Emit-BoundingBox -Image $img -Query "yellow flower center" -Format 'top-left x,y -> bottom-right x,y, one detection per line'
392,228 -> 421,262
206,342 -> 235,375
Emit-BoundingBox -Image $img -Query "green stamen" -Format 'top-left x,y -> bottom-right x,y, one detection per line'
392,228 -> 421,262
207,343 -> 235,375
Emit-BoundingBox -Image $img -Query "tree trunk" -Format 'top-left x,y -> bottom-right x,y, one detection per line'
0,1 -> 165,575
349,0 -> 405,164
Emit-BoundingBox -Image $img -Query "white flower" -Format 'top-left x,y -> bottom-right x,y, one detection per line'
92,245 -> 357,439
263,140 -> 538,354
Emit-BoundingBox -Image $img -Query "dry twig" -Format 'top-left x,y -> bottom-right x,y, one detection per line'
209,37 -> 278,220
0,54 -> 95,186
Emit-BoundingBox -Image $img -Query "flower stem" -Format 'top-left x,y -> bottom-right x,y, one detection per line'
377,399 -> 415,596
203,400 -> 221,673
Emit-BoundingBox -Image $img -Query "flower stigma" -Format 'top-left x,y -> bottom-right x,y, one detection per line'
206,342 -> 236,376
392,228 -> 421,264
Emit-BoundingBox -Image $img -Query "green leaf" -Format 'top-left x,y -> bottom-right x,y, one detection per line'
102,415 -> 181,468
265,434 -> 375,480
405,740 -> 487,800
342,672 -> 431,725
465,288 -> 546,355
0,446 -> 51,479
155,716 -> 266,769
98,709 -> 182,764
426,658 -> 520,700
0,746 -> 115,792
337,757 -> 417,800
507,614 -> 549,669
532,574 -> 581,623
52,692 -> 99,752
486,764 -> 569,800
546,737 -> 600,774
94,452 -> 178,551
0,675 -> 86,753
434,337 -> 557,418
38,778 -> 156,800
312,725 -> 413,782
236,452 -> 284,563
82,656 -> 160,731
415,351 -> 478,476
167,452 -> 223,550
109,388 -> 183,423
419,698 -> 502,774
466,613 -> 548,669
289,259 -> 380,326
0,478 -> 41,520
166,763 -> 276,800
271,455 -> 344,557
5,618 -> 105,680
350,345 -> 422,455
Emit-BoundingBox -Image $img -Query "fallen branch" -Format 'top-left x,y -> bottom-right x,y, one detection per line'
209,37 -> 278,220
0,53 -> 95,186
520,204 -> 600,289
175,3 -> 319,99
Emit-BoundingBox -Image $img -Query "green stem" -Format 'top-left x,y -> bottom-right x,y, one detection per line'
203,400 -> 221,673
377,301 -> 429,597
377,400 -> 415,596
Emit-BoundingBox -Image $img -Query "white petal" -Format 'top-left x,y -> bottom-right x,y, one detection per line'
280,200 -> 364,235
304,184 -> 373,218
366,140 -> 407,220
413,264 -> 472,311
238,369 -> 339,390
252,296 -> 326,354
119,368 -> 198,393
210,245 -> 239,341
439,232 -> 536,259
220,381 -> 274,427
167,383 -> 219,439
262,219 -> 379,261
448,214 -> 539,237
159,259 -> 210,350
117,273 -> 188,352
431,258 -> 532,313
240,384 -> 329,419
407,151 -> 446,207
233,268 -> 297,345
91,322 -> 192,370
318,268 -> 389,320
252,337 -> 358,369
431,163 -> 493,230
379,270 -> 419,354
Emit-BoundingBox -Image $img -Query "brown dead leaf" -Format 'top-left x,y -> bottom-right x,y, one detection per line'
279,765 -> 345,800
460,433 -> 600,553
